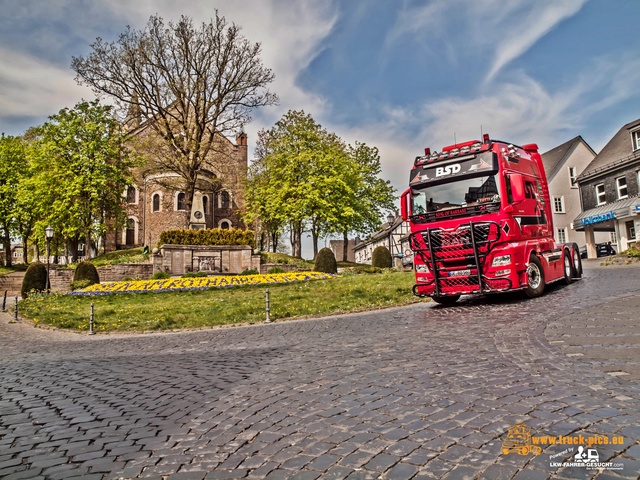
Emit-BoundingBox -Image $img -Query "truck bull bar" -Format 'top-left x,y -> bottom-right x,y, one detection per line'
410,221 -> 502,296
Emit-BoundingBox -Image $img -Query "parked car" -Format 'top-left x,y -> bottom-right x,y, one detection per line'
581,243 -> 616,258
596,243 -> 616,257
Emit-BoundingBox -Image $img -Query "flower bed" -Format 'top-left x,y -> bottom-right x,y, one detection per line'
70,271 -> 332,296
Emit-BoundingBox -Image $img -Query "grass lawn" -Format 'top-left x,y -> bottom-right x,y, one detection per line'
0,264 -> 29,275
19,270 -> 425,332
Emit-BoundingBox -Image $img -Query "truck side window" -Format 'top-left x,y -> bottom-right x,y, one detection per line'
524,182 -> 535,199
505,175 -> 513,204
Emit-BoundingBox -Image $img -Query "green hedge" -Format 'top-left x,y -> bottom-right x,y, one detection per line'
159,228 -> 255,248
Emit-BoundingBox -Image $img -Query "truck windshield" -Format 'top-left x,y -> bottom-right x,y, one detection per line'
412,174 -> 501,218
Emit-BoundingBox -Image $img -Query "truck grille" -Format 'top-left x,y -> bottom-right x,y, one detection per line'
410,221 -> 502,296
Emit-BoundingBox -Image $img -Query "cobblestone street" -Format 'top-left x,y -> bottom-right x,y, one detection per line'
1,262 -> 639,479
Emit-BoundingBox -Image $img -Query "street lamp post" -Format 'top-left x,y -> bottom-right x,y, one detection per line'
45,226 -> 54,292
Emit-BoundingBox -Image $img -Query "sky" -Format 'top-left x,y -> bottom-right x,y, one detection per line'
1,0 -> 639,255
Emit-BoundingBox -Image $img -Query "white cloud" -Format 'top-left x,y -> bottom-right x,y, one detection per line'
385,0 -> 587,83
0,46 -> 93,122
484,1 -> 587,83
0,0 -> 336,137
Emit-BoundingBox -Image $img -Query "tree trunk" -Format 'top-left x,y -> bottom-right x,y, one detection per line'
289,221 -> 302,258
85,230 -> 93,260
311,225 -> 319,259
70,236 -> 79,264
343,231 -> 349,263
22,238 -> 29,265
2,228 -> 11,267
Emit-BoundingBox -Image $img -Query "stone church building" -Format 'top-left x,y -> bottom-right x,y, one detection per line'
105,111 -> 248,251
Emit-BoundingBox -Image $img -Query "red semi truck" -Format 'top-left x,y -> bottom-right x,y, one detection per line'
401,134 -> 582,304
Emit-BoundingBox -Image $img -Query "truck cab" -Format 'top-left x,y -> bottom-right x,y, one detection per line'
401,134 -> 582,304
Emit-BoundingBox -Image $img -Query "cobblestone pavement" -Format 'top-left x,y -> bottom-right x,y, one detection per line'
1,262 -> 639,480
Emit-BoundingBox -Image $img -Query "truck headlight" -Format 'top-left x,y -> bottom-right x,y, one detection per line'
492,255 -> 511,267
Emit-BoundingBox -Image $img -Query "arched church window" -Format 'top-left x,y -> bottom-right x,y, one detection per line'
152,193 -> 160,212
177,192 -> 185,211
221,191 -> 230,209
126,186 -> 136,204
126,218 -> 135,246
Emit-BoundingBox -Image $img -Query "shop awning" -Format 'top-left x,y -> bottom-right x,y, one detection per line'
573,196 -> 640,230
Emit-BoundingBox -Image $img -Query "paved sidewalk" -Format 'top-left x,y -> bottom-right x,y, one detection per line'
0,262 -> 639,479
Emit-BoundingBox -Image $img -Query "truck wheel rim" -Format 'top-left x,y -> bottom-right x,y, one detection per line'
573,250 -> 580,270
528,263 -> 541,289
564,255 -> 571,278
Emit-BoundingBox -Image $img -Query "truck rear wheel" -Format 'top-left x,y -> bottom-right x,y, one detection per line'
431,295 -> 460,305
571,247 -> 582,278
524,254 -> 545,298
562,250 -> 572,285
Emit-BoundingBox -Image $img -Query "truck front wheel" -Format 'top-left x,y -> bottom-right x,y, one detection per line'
431,295 -> 460,305
524,255 -> 545,298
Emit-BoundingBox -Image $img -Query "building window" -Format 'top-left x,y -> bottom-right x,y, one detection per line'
220,221 -> 230,230
221,191 -> 230,209
176,192 -> 185,211
152,193 -> 160,212
553,196 -> 565,213
568,167 -> 577,187
556,227 -> 567,244
126,186 -> 136,204
595,183 -> 606,206
202,195 -> 208,214
627,220 -> 637,240
616,176 -> 628,199
632,130 -> 640,151
611,231 -> 617,243
126,218 -> 135,246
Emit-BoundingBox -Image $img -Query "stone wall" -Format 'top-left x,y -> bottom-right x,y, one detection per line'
49,264 -> 154,293
153,245 -> 260,275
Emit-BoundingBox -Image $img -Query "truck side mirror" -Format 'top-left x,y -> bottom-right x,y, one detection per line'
509,173 -> 526,203
400,189 -> 410,220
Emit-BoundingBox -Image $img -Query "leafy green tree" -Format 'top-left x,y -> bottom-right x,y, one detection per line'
72,13 -> 277,226
246,111 -> 351,257
0,134 -> 28,266
336,142 -> 396,260
244,129 -> 286,252
246,111 -> 396,259
30,100 -> 135,260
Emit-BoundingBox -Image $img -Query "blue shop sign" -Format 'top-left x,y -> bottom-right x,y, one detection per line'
636,205 -> 640,213
582,211 -> 615,226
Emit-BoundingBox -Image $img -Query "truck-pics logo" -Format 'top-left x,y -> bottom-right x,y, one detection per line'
501,425 -> 626,472
435,163 -> 461,177
501,425 -> 542,456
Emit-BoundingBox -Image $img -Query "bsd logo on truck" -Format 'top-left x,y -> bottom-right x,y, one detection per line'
435,164 -> 461,177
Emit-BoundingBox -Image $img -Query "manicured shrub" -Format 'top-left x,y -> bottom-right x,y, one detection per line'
21,262 -> 48,298
372,246 -> 393,269
70,279 -> 93,291
267,266 -> 285,274
158,228 -> 255,248
239,269 -> 259,275
314,248 -> 337,274
73,261 -> 100,286
151,271 -> 170,280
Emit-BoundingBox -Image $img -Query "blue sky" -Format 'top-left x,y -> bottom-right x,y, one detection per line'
1,0 -> 639,253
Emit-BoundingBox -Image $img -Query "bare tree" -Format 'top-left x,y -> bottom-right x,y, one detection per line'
72,13 -> 277,224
